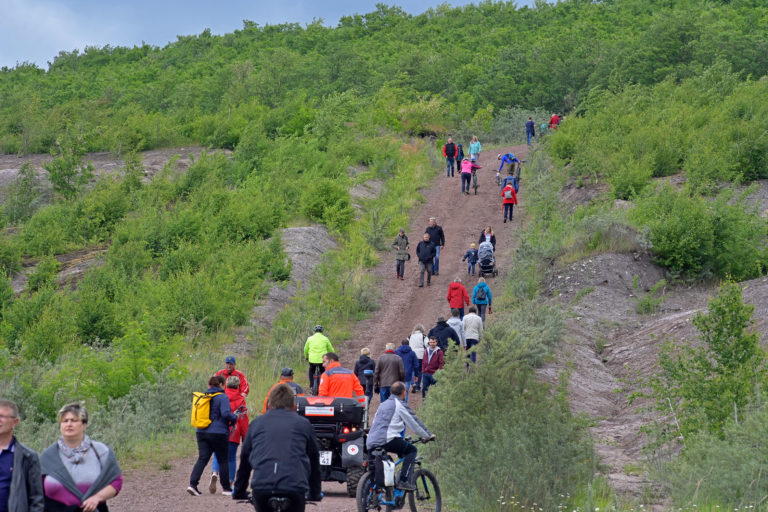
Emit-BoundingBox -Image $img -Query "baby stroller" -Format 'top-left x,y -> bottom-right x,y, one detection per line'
477,241 -> 498,277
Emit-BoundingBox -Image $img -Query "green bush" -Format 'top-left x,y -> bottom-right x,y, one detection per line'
26,256 -> 61,292
421,301 -> 593,511
632,184 -> 767,279
300,179 -> 354,231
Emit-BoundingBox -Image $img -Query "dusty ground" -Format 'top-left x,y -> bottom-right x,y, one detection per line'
110,145 -> 528,511
539,251 -> 768,503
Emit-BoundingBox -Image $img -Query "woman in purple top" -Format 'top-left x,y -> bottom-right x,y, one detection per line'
40,403 -> 122,512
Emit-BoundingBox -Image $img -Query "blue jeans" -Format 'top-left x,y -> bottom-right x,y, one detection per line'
402,378 -> 413,404
461,172 -> 471,193
422,374 -> 437,398
446,157 -> 456,177
467,262 -> 476,274
476,303 -> 487,322
466,339 -> 479,363
503,203 -> 514,221
527,132 -> 533,145
212,441 -> 239,485
380,386 -> 392,402
433,245 -> 441,274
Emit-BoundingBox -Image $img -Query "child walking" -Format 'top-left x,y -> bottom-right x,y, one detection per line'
462,243 -> 479,275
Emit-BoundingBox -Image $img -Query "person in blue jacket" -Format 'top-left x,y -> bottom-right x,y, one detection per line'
395,340 -> 420,404
188,375 -> 237,496
525,117 -> 536,146
471,277 -> 493,322
498,153 -> 520,189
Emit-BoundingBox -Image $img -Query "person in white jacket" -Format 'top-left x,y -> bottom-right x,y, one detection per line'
462,305 -> 484,363
446,308 -> 465,348
408,325 -> 428,392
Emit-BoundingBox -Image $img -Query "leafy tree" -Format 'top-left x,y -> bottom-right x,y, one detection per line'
42,137 -> 93,199
648,281 -> 765,440
3,162 -> 42,223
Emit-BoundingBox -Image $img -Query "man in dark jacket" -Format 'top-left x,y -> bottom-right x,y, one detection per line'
394,340 -> 419,404
443,137 -> 458,177
424,218 -> 445,276
373,343 -> 405,403
427,317 -> 460,351
0,399 -> 44,512
233,384 -> 322,511
416,233 -> 436,288
525,117 -> 536,145
354,348 -> 376,400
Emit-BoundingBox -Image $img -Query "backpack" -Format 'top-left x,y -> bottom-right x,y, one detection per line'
191,391 -> 222,428
503,187 -> 514,199
475,286 -> 487,301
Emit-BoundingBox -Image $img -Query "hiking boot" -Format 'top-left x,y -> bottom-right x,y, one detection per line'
187,485 -> 202,496
503,218 -> 507,223
418,284 -> 424,288
209,472 -> 218,494
396,480 -> 417,491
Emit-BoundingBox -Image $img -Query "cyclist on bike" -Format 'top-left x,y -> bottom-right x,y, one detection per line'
303,325 -> 333,393
366,381 -> 435,490
233,383 -> 322,512
317,352 -> 365,399
497,153 -> 520,188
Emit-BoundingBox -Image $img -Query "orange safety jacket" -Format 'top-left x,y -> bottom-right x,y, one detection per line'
261,378 -> 304,414
318,361 -> 365,398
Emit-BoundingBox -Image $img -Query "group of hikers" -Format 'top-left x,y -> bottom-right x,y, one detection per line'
440,137 -> 522,224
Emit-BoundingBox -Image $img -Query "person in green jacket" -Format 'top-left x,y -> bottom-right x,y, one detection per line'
304,325 -> 334,394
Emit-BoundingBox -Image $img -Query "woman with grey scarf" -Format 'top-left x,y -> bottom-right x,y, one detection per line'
39,403 -> 122,512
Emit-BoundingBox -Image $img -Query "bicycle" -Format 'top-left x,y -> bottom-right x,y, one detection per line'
471,168 -> 478,195
356,438 -> 441,512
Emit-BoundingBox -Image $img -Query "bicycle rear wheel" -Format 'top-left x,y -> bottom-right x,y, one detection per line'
408,469 -> 441,512
357,472 -> 392,512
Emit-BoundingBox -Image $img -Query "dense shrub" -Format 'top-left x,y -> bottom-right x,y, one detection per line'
631,184 -> 767,279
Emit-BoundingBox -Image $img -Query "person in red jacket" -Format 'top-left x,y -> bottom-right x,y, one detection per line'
421,337 -> 445,399
549,113 -> 560,130
318,352 -> 365,399
501,181 -> 518,223
446,277 -> 470,319
210,375 -> 249,494
215,356 -> 250,397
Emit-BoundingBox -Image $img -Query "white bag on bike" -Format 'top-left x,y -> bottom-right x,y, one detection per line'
383,460 -> 395,487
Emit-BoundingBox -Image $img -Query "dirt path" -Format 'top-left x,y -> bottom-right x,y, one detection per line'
110,145 -> 528,511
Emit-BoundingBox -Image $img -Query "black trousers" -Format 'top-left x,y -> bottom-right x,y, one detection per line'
252,491 -> 306,512
382,437 -> 418,484
190,431 -> 231,491
308,363 -> 324,391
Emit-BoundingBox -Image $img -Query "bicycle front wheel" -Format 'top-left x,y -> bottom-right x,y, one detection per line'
408,469 -> 441,512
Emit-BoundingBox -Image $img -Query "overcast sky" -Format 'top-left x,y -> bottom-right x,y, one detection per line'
0,0 -> 539,69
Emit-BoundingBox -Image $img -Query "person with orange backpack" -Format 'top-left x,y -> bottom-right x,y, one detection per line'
501,180 -> 518,223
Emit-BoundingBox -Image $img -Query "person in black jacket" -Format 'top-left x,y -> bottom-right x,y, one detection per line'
233,384 -> 322,511
427,317 -> 460,351
425,218 -> 445,276
0,399 -> 44,512
416,233 -> 436,288
354,348 -> 376,400
478,226 -> 496,251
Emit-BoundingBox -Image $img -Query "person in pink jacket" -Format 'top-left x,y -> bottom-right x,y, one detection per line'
460,158 -> 482,195
446,277 -> 470,318
501,182 -> 518,223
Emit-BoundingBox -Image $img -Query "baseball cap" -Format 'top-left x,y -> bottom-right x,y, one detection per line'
225,356 -> 236,364
281,367 -> 294,377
